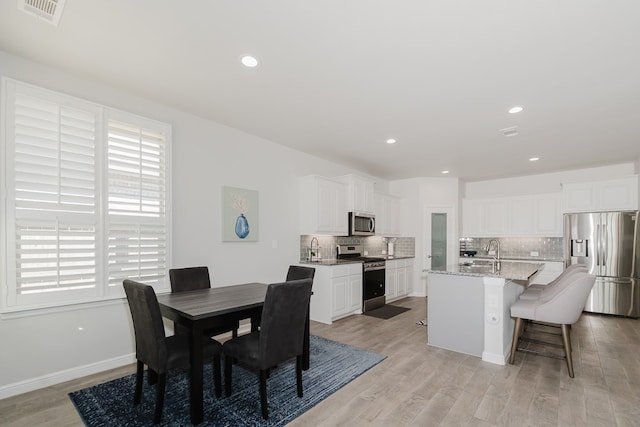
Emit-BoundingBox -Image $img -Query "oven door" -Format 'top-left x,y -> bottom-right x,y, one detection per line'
363,265 -> 385,311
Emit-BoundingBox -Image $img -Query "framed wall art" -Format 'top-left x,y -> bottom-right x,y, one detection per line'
222,186 -> 259,242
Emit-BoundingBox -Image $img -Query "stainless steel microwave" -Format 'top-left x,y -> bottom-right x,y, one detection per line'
348,212 -> 375,236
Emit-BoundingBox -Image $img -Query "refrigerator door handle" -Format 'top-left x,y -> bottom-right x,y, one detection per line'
601,224 -> 607,267
596,224 -> 601,266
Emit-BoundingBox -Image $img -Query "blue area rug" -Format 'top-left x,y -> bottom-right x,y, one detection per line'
69,335 -> 385,426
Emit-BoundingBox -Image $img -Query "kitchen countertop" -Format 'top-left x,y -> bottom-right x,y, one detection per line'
426,260 -> 544,281
299,255 -> 415,266
461,255 -> 564,262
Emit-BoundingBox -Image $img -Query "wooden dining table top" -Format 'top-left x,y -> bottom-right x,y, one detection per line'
156,282 -> 268,319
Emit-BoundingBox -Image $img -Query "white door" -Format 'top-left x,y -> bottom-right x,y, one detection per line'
423,205 -> 456,273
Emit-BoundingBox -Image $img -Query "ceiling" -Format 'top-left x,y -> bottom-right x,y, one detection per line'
1,1 -> 639,181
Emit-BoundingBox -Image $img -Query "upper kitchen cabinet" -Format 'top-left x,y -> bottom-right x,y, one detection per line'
562,176 -> 639,213
462,193 -> 562,237
374,193 -> 402,236
338,174 -> 375,214
299,175 -> 348,235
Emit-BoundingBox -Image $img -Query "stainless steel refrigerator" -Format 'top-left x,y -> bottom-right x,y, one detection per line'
564,211 -> 640,317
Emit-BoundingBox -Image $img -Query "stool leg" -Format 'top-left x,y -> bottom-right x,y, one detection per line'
509,317 -> 523,364
561,324 -> 574,378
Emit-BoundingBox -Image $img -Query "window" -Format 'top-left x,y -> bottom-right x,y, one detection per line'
1,78 -> 171,311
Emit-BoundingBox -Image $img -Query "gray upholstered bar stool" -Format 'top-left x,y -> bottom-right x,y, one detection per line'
508,272 -> 596,377
519,264 -> 588,301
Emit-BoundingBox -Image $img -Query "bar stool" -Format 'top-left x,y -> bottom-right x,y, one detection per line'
519,264 -> 588,301
509,272 -> 596,377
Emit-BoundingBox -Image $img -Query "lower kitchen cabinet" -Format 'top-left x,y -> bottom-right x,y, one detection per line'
304,263 -> 363,324
385,258 -> 414,302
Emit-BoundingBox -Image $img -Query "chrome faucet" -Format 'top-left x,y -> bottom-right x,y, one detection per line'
484,239 -> 501,271
309,237 -> 319,262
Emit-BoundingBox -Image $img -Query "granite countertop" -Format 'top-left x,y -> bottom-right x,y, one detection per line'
426,260 -> 544,281
461,255 -> 564,262
298,259 -> 361,266
299,254 -> 415,266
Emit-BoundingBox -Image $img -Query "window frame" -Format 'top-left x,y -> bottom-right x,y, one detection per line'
1,77 -> 172,313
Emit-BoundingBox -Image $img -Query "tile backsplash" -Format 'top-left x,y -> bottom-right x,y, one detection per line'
460,237 -> 564,260
299,235 -> 415,261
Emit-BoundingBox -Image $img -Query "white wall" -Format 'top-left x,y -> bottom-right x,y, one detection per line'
391,177 -> 460,296
0,50 -> 368,397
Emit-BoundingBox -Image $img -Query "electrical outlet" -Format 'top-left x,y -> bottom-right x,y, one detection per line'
488,250 -> 496,255
530,251 -> 539,257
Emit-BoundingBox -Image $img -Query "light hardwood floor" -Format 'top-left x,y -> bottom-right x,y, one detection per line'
1,297 -> 639,426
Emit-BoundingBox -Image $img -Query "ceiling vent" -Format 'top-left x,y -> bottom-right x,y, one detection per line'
499,126 -> 519,137
18,0 -> 66,26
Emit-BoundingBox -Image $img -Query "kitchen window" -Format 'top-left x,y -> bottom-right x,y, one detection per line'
1,78 -> 172,312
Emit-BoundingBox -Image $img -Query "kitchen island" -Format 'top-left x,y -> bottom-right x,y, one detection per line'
425,261 -> 543,365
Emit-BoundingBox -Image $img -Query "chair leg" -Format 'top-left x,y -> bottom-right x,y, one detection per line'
224,355 -> 233,397
509,317 -> 524,364
259,370 -> 269,420
134,360 -> 144,404
213,354 -> 222,398
561,324 -> 574,378
154,373 -> 166,424
148,368 -> 157,385
296,355 -> 303,398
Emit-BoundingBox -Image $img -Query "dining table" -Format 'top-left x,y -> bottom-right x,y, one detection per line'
156,281 -> 311,425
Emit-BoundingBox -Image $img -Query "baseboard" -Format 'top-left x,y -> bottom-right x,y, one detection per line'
0,353 -> 136,400
482,349 -> 508,365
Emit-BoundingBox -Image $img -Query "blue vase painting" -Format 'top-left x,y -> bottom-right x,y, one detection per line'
222,186 -> 259,242
235,213 -> 250,238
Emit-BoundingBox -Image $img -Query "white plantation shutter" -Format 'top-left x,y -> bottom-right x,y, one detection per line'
2,79 -> 171,311
6,82 -> 99,305
106,114 -> 169,290
15,220 -> 96,294
107,223 -> 166,287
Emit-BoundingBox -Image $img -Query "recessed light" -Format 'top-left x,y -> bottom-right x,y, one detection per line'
508,106 -> 524,114
441,170 -> 449,174
241,55 -> 258,67
386,138 -> 397,144
529,157 -> 540,162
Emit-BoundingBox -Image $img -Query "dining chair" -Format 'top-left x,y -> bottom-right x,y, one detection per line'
286,265 -> 315,369
508,272 -> 596,377
169,266 -> 239,338
123,279 -> 223,424
286,265 -> 316,282
222,278 -> 313,419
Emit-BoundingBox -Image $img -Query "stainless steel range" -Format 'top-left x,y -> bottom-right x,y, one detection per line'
337,245 -> 386,312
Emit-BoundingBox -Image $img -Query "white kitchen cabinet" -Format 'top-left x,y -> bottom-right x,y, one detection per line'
299,175 -> 348,235
385,258 -> 414,302
306,263 -> 363,324
462,193 -> 562,237
374,193 -> 402,236
562,176 -> 638,213
385,263 -> 398,300
462,198 -> 484,237
339,174 -> 375,214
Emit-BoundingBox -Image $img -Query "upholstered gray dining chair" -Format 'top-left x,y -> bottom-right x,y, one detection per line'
169,266 -> 239,338
508,272 -> 596,377
222,278 -> 313,419
123,279 -> 222,424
